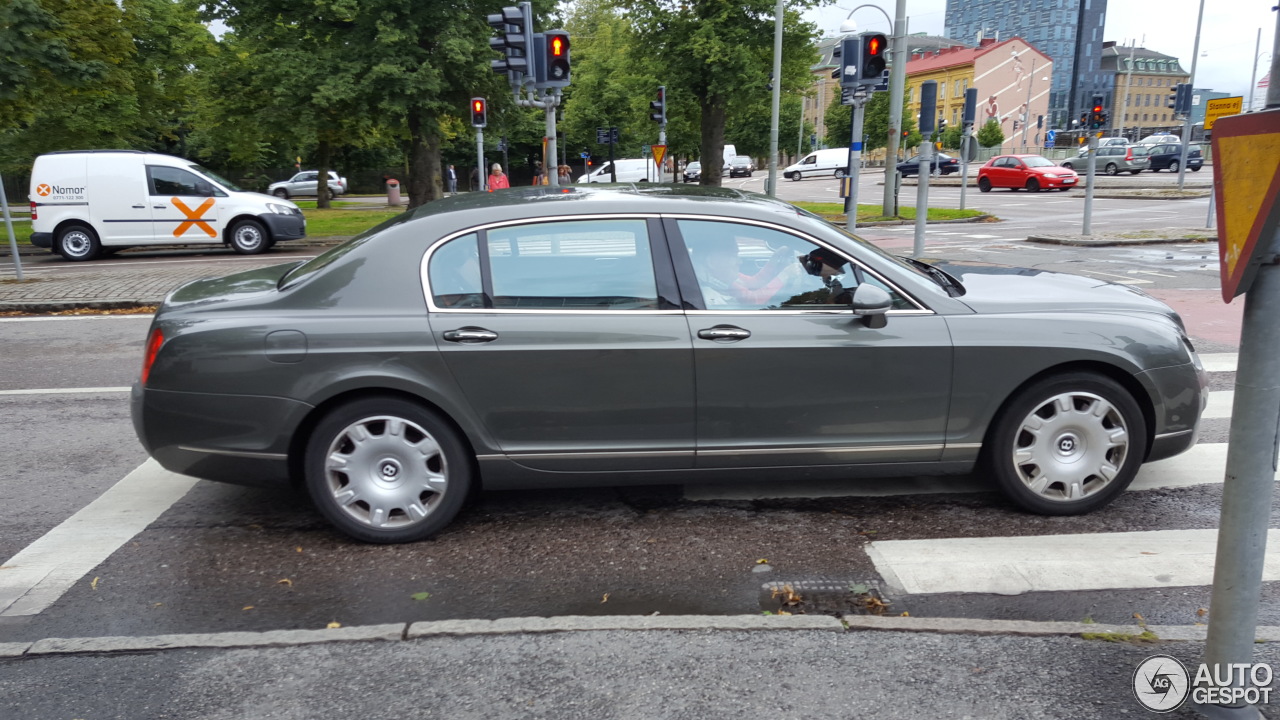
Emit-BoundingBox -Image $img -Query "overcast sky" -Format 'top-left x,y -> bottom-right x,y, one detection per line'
804,0 -> 1276,101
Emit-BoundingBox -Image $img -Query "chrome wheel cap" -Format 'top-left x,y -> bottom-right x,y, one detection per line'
1012,391 -> 1130,502
323,415 -> 448,529
62,231 -> 93,257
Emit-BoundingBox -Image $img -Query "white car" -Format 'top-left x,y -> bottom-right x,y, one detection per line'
269,170 -> 348,199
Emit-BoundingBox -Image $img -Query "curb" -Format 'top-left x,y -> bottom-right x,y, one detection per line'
1027,233 -> 1217,247
1,615 -> 1271,659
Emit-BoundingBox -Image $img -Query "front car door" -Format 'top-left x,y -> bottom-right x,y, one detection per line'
425,217 -> 695,472
667,217 -> 953,469
146,165 -> 223,245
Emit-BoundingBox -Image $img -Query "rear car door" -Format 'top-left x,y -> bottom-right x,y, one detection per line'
427,217 -> 695,472
668,217 -> 953,469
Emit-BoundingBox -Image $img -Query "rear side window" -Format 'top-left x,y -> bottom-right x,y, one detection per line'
486,219 -> 659,310
429,234 -> 483,308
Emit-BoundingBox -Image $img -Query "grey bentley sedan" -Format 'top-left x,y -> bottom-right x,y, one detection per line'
132,186 -> 1206,543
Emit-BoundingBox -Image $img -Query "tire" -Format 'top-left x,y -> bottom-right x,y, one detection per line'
1105,163 -> 1118,176
834,169 -> 847,179
1190,165 -> 1201,172
228,218 -> 269,255
978,176 -> 992,193
273,188 -> 289,199
1169,160 -> 1180,173
304,396 -> 472,543
1130,170 -> 1142,175
790,172 -> 801,181
325,189 -> 335,200
1026,178 -> 1041,193
1061,162 -> 1074,171
986,372 -> 1147,516
55,223 -> 101,261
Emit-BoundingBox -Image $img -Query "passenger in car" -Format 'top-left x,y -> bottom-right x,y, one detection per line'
693,235 -> 802,308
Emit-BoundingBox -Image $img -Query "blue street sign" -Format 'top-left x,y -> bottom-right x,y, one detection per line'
1045,129 -> 1056,148
580,152 -> 590,158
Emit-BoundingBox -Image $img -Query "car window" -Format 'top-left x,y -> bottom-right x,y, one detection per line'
1023,156 -> 1054,168
677,219 -> 910,311
429,234 -> 483,308
802,155 -> 816,165
485,219 -> 658,310
147,166 -> 215,197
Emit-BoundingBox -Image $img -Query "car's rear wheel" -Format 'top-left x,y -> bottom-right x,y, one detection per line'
987,372 -> 1147,515
1130,170 -> 1142,175
978,176 -> 992,193
273,188 -> 289,199
1105,163 -> 1118,176
1026,178 -> 1041,192
304,397 -> 472,543
1190,165 -> 1201,172
834,169 -> 846,179
228,218 -> 269,255
56,223 -> 101,261
1062,162 -> 1074,171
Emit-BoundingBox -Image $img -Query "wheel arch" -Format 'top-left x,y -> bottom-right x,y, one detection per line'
222,213 -> 272,243
52,218 -> 100,243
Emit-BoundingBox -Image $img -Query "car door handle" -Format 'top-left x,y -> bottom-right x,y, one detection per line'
443,327 -> 498,344
132,204 -> 146,209
698,326 -> 751,342
153,205 -> 167,209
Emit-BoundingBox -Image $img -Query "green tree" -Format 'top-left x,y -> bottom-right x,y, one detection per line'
939,124 -> 962,150
976,119 -> 1004,148
824,92 -> 917,157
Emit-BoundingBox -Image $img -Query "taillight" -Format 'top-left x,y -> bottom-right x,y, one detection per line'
141,328 -> 164,385
1125,148 -> 1133,161
29,202 -> 36,221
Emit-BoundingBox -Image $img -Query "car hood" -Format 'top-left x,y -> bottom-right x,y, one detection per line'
162,262 -> 298,312
926,259 -> 1181,322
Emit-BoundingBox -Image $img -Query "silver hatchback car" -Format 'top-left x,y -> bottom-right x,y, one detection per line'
1060,145 -> 1148,175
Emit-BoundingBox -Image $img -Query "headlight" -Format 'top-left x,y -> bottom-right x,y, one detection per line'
266,203 -> 296,215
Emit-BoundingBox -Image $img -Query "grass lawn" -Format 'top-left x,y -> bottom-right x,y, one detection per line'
301,208 -> 405,237
791,201 -> 987,224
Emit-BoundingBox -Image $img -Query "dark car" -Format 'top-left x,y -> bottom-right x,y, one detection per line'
1144,143 -> 1203,172
683,161 -> 701,183
978,154 -> 1080,192
728,156 -> 753,177
897,153 -> 960,176
1060,146 -> 1148,175
132,186 -> 1205,543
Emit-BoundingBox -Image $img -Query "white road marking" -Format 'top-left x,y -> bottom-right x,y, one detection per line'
0,460 -> 199,616
1200,353 -> 1237,373
0,387 -> 131,395
867,529 -> 1280,595
963,234 -> 1000,239
0,315 -> 153,322
1203,390 -> 1233,419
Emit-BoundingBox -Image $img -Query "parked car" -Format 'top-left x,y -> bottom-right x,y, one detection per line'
1060,146 -> 1148,175
29,150 -> 305,261
1144,143 -> 1203,172
897,153 -> 960,176
782,148 -> 850,180
576,158 -> 662,183
978,154 -> 1080,192
683,161 -> 702,183
132,185 -> 1205,543
728,156 -> 754,177
268,170 -> 347,199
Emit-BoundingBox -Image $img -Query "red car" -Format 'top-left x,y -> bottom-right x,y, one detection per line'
977,154 -> 1079,192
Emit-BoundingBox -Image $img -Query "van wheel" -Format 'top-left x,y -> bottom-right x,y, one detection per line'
56,224 -> 102,261
834,169 -> 847,179
228,219 -> 269,255
789,172 -> 801,181
273,188 -> 289,199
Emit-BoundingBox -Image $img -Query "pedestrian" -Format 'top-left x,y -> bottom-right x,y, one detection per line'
470,166 -> 481,191
487,163 -> 510,191
532,162 -> 545,186
446,164 -> 458,195
557,165 -> 572,185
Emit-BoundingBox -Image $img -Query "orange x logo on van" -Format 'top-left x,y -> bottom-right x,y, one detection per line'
172,198 -> 216,238
36,184 -> 51,197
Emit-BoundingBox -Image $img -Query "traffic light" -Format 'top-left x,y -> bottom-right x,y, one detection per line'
1169,83 -> 1192,115
860,32 -> 888,82
650,86 -> 666,124
487,5 -> 531,76
543,30 -> 570,87
838,35 -> 859,88
1088,95 -> 1107,130
962,88 -> 977,129
470,97 -> 487,128
937,117 -> 947,135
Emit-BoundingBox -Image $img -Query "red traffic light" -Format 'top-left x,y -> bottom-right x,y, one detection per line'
473,100 -> 484,113
867,36 -> 882,56
550,34 -> 566,57
470,97 -> 487,128
1092,104 -> 1103,113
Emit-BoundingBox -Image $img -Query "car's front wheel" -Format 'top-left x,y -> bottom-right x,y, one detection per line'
304,397 -> 472,543
273,188 -> 289,199
987,372 -> 1147,515
1026,178 -> 1041,192
978,176 -> 992,193
228,218 -> 269,255
56,223 -> 102,261
1190,165 -> 1201,172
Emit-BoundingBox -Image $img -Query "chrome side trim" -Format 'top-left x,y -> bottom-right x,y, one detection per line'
177,446 -> 288,460
698,444 -> 943,457
479,443 -> 986,461
500,449 -> 695,460
943,443 -> 984,450
1154,429 -> 1196,441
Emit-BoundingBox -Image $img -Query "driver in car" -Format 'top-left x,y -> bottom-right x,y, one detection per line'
694,235 -> 803,308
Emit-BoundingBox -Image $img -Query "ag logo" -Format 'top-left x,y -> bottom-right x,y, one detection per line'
36,184 -> 51,197
1133,655 -> 1190,712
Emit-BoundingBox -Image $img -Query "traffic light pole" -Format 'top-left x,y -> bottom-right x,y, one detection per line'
882,1 -> 908,217
912,80 -> 936,258
1176,0 -> 1205,192
1082,135 -> 1098,235
958,130 -> 971,210
546,94 -> 559,187
476,128 -> 486,192
844,95 -> 868,232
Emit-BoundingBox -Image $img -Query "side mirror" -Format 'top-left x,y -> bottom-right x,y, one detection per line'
848,284 -> 892,329
195,180 -> 214,197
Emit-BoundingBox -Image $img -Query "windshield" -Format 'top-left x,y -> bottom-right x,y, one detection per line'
1022,156 -> 1054,168
688,162 -> 701,170
189,165 -> 242,192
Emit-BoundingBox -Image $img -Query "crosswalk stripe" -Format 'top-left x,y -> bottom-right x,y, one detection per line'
685,442 -> 1250,501
866,529 -> 1280,595
1204,390 -> 1233,419
0,387 -> 131,396
1200,353 -> 1237,373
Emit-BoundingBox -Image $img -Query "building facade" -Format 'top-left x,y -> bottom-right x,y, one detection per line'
904,38 -> 1053,151
945,0 -> 1107,130
1102,42 -> 1190,140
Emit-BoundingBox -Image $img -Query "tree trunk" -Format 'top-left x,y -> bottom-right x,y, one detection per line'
407,108 -> 431,209
700,97 -> 727,187
315,138 -> 332,210
425,133 -> 443,202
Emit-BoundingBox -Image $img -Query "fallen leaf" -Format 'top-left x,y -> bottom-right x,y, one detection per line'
901,611 -> 910,617
242,605 -> 254,611
755,558 -> 769,565
645,538 -> 656,544
849,583 -> 870,595
1134,612 -> 1145,621
771,584 -> 802,606
153,603 -> 163,608
1197,608 -> 1208,617
327,621 -> 342,629
601,593 -> 610,603
776,610 -> 792,616
277,578 -> 293,586
91,577 -> 99,591
411,592 -> 431,601
0,566 -> 14,570
296,546 -> 303,553
1140,552 -> 1158,555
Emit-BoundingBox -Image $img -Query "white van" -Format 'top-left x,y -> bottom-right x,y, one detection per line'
782,148 -> 851,180
29,150 -> 306,261
576,157 -> 663,183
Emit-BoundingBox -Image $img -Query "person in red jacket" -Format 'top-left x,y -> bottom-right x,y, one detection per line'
487,163 -> 510,191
